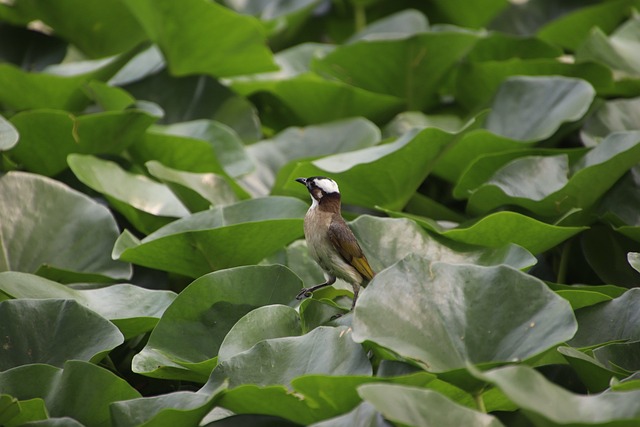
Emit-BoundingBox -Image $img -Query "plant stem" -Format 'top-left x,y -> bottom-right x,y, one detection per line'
473,391 -> 487,414
353,1 -> 366,32
557,239 -> 572,284
474,391 -> 486,413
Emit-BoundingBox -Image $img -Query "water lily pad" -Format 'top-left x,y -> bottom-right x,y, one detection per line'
359,383 -> 504,427
0,299 -> 123,370
0,272 -> 176,339
113,196 -> 306,277
0,361 -> 140,427
212,326 -> 371,388
478,364 -> 640,426
485,76 -> 595,142
0,172 -> 131,282
352,255 -> 577,372
132,265 -> 302,382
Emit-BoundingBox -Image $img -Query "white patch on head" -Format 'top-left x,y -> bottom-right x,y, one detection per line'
313,178 -> 339,194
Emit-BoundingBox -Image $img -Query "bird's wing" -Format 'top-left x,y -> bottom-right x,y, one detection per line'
328,216 -> 375,281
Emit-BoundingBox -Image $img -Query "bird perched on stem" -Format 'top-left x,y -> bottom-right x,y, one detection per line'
295,176 -> 375,311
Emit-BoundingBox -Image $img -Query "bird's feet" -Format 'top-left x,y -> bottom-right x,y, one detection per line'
295,288 -> 313,300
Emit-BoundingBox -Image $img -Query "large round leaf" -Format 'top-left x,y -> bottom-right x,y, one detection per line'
0,361 -> 140,427
243,118 -> 380,195
113,196 -> 307,277
276,125 -> 470,210
0,172 -> 131,282
218,305 -> 302,363
68,154 -> 190,234
570,288 -> 640,347
313,32 -> 479,110
132,265 -> 303,382
478,364 -> 640,426
212,326 -> 371,388
358,384 -> 504,427
120,0 -> 276,77
468,131 -> 640,216
485,76 -> 595,142
0,272 -> 176,339
0,299 -> 123,370
352,255 -> 577,372
9,108 -> 158,177
348,216 -> 535,274
110,390 -> 224,427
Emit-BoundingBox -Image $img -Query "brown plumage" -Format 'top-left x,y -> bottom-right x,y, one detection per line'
295,176 -> 375,311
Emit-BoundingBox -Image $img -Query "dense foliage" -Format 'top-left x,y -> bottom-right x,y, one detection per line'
1,0 -> 640,426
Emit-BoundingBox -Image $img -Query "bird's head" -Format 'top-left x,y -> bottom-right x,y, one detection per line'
296,176 -> 340,206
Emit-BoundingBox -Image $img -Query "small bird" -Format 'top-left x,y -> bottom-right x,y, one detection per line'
295,176 -> 375,311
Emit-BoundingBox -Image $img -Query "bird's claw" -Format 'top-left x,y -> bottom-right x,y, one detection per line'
296,289 -> 313,300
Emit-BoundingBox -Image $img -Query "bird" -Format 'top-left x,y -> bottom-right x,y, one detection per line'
295,176 -> 375,312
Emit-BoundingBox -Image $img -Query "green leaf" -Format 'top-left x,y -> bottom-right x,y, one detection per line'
129,124 -> 251,199
210,372 -> 439,425
358,383 -> 505,427
536,0 -> 637,51
423,0 -> 508,28
8,108 -> 158,176
593,341 -> 640,373
212,326 -> 371,388
558,346 -> 621,393
455,58 -> 612,110
120,0 -> 277,77
0,272 -> 176,339
478,364 -> 640,426
581,227 -> 640,287
554,289 -> 613,311
575,15 -> 640,76
313,32 -> 479,110
0,394 -> 20,426
465,32 -> 562,62
0,114 -> 18,150
83,80 -> 136,111
4,0 -> 146,58
629,252 -> 640,273
0,299 -> 123,370
218,305 -> 302,363
0,50 -> 139,112
132,265 -> 302,381
0,361 -> 140,427
230,74 -> 404,126
347,9 -> 429,43
121,67 -> 261,142
467,131 -> 640,216
276,124 -> 472,210
308,402 -> 386,427
155,120 -> 253,178
146,161 -> 239,212
68,154 -> 189,234
570,288 -> 640,347
352,255 -> 577,372
485,76 -> 595,141
110,388 -> 225,427
432,129 -> 538,184
453,147 -> 588,198
243,118 -> 380,194
386,210 -> 586,256
113,197 -> 306,277
348,216 -> 536,274
581,97 -> 640,146
0,172 -> 131,282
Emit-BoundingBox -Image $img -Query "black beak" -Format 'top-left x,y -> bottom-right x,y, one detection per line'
295,177 -> 307,185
